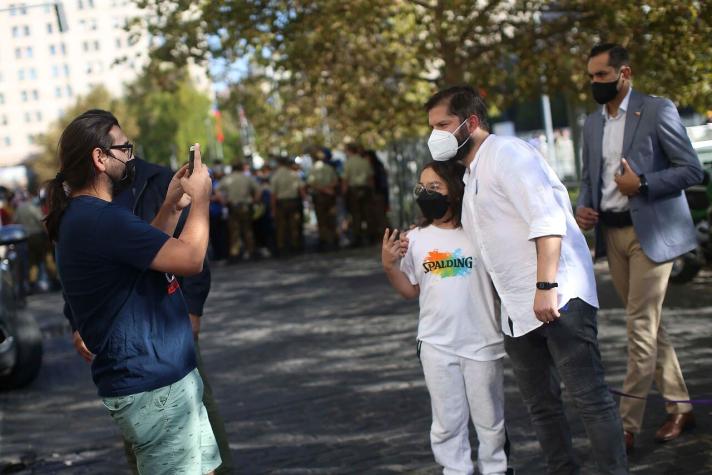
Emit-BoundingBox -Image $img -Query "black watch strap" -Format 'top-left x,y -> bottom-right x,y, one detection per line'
536,281 -> 559,290
638,174 -> 649,195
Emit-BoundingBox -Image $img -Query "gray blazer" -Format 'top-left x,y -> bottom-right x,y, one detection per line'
577,89 -> 704,263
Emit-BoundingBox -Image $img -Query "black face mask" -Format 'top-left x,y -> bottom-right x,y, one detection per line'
110,158 -> 136,196
417,191 -> 450,221
591,74 -> 621,105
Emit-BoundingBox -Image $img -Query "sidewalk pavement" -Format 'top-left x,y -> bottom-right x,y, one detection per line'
1,247 -> 711,474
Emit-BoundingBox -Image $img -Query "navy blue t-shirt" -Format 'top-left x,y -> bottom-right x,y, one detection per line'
56,195 -> 196,397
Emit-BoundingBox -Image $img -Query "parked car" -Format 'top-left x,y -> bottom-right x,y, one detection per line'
0,225 -> 43,389
670,125 -> 712,284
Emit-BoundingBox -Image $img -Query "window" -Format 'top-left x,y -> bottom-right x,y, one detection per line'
66,85 -> 73,97
60,43 -> 66,55
47,23 -> 53,34
94,40 -> 100,51
9,4 -> 17,16
23,25 -> 30,36
27,135 -> 35,145
3,137 -> 11,147
115,37 -> 122,48
19,4 -> 27,15
50,44 -> 56,55
1,115 -> 7,126
21,91 -> 28,102
24,111 -> 31,123
17,69 -> 25,81
77,0 -> 84,9
63,64 -> 70,76
12,26 -> 20,37
55,86 -> 62,98
32,90 -> 38,100
82,41 -> 89,52
88,0 -> 95,7
52,65 -> 59,78
0,93 -> 4,104
25,46 -> 33,58
15,48 -> 21,59
35,111 -> 42,121
29,68 -> 37,80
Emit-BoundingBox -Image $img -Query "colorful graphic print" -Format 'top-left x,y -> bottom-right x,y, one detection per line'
422,249 -> 473,277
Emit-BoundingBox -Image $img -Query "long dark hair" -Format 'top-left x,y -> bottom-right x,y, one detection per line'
418,161 -> 466,228
44,109 -> 120,242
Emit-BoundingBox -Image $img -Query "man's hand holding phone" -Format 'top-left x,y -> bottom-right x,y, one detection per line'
180,143 -> 212,204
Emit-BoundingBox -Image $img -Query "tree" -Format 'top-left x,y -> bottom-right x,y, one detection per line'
132,0 -> 710,157
125,65 -> 213,166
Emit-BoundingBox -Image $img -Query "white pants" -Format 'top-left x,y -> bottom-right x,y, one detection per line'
420,341 -> 507,475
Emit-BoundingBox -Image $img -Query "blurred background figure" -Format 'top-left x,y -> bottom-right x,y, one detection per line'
208,164 -> 229,262
364,149 -> 389,242
218,160 -> 258,262
14,190 -> 58,293
271,156 -> 305,257
253,165 -> 276,258
342,143 -> 374,247
307,148 -> 339,252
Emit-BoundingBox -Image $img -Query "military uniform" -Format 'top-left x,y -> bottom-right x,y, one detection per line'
271,165 -> 303,254
308,160 -> 339,249
218,172 -> 257,259
343,154 -> 374,246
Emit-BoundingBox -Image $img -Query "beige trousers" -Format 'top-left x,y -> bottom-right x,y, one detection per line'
604,225 -> 692,434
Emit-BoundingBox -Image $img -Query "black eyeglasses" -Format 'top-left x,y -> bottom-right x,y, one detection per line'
108,143 -> 133,160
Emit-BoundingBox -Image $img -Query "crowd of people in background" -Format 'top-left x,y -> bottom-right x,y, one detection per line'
0,143 -> 390,297
208,143 -> 390,262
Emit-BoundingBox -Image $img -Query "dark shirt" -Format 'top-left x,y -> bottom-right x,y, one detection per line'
57,196 -> 195,397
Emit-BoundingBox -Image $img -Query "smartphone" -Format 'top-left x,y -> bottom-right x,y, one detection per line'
188,146 -> 195,175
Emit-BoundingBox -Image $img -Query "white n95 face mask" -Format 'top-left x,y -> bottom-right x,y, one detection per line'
427,119 -> 471,161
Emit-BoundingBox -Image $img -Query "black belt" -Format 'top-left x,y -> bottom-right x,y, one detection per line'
600,210 -> 633,228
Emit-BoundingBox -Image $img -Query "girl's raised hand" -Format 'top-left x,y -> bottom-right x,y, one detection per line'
381,228 -> 402,271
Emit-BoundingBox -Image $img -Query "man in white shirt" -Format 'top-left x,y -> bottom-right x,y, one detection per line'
576,43 -> 701,452
424,86 -> 628,474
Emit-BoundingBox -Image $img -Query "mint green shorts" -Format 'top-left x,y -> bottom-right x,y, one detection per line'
102,368 -> 221,475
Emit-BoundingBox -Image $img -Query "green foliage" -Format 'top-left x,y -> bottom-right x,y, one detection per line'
31,65 -> 215,182
129,0 -> 710,157
125,66 -> 213,165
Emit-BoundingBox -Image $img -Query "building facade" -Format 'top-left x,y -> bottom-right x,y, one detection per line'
0,0 -> 209,167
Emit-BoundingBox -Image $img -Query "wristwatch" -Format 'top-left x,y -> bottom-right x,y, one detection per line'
536,281 -> 559,290
638,174 -> 649,195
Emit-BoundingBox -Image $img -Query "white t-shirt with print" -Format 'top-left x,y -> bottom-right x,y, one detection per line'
400,225 -> 504,361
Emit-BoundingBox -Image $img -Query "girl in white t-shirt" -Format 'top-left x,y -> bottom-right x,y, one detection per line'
382,161 -> 509,475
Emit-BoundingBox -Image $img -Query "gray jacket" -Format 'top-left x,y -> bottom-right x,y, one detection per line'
577,89 -> 704,263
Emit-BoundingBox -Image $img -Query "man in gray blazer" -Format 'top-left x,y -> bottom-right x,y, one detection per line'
576,43 -> 703,452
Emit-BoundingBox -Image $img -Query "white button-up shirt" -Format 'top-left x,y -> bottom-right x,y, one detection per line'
461,134 -> 599,337
600,87 -> 633,212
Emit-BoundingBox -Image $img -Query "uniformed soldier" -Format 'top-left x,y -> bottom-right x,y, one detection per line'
270,156 -> 305,256
342,143 -> 374,246
307,150 -> 339,251
217,161 -> 258,260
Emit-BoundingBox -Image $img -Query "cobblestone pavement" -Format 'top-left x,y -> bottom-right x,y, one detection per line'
1,247 -> 712,474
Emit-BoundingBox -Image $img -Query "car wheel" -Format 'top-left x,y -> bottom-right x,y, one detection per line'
670,251 -> 703,284
0,310 -> 42,389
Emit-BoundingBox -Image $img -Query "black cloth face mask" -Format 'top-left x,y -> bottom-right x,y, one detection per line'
417,191 -> 450,220
591,73 -> 621,105
110,157 -> 136,196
